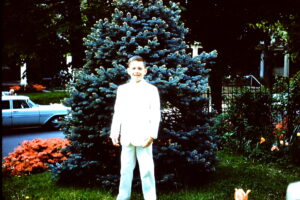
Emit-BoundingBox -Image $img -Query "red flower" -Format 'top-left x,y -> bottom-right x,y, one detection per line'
259,137 -> 265,144
31,84 -> 46,91
9,85 -> 21,92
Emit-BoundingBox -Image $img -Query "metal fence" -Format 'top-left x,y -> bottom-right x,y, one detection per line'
203,76 -> 299,139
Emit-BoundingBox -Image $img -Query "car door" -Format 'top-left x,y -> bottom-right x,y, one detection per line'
11,99 -> 40,126
1,99 -> 12,126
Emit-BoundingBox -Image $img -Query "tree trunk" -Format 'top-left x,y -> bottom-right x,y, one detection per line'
209,67 -> 223,113
66,0 -> 85,68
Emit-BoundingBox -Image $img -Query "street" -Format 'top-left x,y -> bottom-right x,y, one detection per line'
2,127 -> 65,159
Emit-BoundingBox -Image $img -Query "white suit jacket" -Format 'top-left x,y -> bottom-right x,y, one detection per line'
110,79 -> 161,146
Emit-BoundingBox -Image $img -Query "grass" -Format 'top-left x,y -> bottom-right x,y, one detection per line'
18,91 -> 69,105
2,150 -> 299,200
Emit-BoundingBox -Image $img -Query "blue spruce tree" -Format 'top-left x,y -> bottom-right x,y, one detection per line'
50,0 -> 219,187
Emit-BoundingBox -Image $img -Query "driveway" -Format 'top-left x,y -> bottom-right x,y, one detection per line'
2,127 -> 65,159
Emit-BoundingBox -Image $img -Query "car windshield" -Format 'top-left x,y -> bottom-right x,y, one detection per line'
27,99 -> 38,108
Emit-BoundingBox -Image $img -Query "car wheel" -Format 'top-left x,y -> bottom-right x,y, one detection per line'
45,116 -> 61,129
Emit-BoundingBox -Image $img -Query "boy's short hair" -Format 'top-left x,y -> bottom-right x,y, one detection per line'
128,55 -> 146,67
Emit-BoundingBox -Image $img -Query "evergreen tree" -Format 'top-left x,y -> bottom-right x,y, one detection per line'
50,0 -> 218,187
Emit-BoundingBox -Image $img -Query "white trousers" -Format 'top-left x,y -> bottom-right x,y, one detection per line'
286,181 -> 300,200
117,144 -> 156,200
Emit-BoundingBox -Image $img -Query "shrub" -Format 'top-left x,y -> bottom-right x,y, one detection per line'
212,72 -> 300,163
2,138 -> 70,176
9,85 -> 21,92
290,127 -> 300,165
154,126 -> 219,186
271,119 -> 300,165
208,112 -> 233,149
211,88 -> 274,158
272,72 -> 300,164
31,84 -> 46,91
9,84 -> 47,93
50,0 -> 219,187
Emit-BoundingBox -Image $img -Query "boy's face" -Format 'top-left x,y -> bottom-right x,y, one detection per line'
127,60 -> 147,83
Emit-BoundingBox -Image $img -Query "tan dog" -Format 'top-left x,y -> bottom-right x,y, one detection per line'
234,188 -> 251,200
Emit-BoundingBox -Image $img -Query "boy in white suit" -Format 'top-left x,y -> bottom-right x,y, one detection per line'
110,56 -> 161,200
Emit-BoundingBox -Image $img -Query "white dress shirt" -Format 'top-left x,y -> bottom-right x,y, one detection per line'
110,79 -> 161,146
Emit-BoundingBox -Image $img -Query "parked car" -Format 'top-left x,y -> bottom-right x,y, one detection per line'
1,95 -> 70,129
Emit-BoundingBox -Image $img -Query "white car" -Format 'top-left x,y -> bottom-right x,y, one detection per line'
1,95 -> 70,129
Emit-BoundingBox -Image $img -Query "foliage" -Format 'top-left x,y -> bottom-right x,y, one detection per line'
2,0 -> 70,83
3,150 -> 300,200
211,88 -> 274,158
80,0 -> 114,33
2,0 -> 114,83
51,68 -> 74,89
290,128 -> 300,164
272,72 -> 300,164
285,14 -> 300,64
182,0 -> 300,75
228,88 -> 274,156
2,138 -> 70,176
3,0 -> 300,85
209,112 -> 233,149
212,72 -> 300,163
271,119 -> 300,165
248,20 -> 288,48
50,0 -> 219,187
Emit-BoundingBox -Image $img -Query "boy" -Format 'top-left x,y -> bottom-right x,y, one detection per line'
110,56 -> 161,200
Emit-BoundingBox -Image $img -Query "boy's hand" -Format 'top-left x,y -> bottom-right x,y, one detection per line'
111,136 -> 120,147
142,137 -> 154,148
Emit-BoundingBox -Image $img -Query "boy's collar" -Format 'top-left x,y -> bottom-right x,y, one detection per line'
129,79 -> 146,84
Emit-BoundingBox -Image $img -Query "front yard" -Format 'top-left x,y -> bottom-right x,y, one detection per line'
2,150 -> 299,200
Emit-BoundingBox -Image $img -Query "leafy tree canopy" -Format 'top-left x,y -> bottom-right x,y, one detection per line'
179,0 -> 300,75
2,0 -> 113,83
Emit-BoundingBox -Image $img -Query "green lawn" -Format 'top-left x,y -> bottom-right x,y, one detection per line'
18,91 -> 69,105
2,150 -> 299,200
